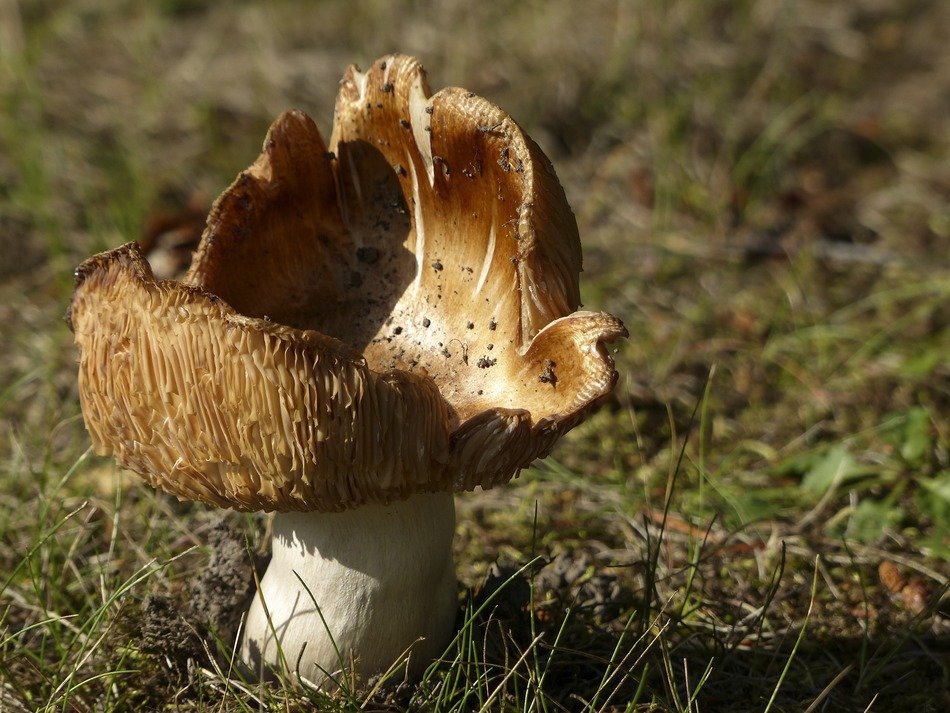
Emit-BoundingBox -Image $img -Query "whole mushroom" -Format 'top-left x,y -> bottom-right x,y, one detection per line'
68,54 -> 626,686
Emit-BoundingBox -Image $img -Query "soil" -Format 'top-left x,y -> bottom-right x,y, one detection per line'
140,515 -> 260,674
141,527 -> 625,681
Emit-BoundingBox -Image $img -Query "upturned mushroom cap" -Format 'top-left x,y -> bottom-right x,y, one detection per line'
68,54 -> 627,512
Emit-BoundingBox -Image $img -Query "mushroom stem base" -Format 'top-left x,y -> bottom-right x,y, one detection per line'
240,492 -> 457,685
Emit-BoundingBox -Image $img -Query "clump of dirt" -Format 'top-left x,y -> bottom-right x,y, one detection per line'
469,549 -> 631,657
468,560 -> 535,664
140,515 -> 261,675
535,550 -> 628,623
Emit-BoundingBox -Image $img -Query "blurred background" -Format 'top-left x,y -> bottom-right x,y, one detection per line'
3,0 -> 946,526
0,1 -> 947,710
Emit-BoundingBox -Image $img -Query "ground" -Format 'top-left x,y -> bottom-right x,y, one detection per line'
0,1 -> 947,711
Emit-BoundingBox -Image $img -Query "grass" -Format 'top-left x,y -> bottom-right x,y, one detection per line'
1,0 -> 948,710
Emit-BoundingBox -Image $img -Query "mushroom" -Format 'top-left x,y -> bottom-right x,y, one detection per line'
67,54 -> 626,685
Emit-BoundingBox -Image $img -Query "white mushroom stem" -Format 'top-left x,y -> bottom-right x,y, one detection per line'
240,492 -> 458,685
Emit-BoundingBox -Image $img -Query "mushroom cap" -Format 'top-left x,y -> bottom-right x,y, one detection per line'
68,54 -> 627,513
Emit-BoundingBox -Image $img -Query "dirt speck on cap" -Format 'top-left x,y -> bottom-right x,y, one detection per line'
356,246 -> 381,264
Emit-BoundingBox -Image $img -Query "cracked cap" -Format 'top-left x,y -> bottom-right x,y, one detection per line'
68,54 -> 627,512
